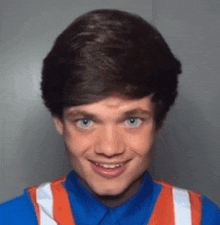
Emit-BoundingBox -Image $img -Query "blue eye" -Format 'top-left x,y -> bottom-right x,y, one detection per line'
77,119 -> 93,129
125,118 -> 142,127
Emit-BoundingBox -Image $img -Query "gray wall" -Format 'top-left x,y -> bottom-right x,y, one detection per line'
1,0 -> 220,206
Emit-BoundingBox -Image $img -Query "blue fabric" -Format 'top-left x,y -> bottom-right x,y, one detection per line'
0,170 -> 219,224
63,171 -> 162,225
201,195 -> 220,225
0,189 -> 38,225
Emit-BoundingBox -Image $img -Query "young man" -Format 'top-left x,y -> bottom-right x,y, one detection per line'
0,9 -> 219,224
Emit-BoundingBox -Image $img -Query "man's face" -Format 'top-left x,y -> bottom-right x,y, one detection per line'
53,95 -> 156,197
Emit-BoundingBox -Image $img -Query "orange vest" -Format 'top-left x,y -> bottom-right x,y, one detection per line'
28,177 -> 201,225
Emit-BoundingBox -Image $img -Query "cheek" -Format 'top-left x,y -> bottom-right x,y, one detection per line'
63,128 -> 94,156
126,129 -> 155,155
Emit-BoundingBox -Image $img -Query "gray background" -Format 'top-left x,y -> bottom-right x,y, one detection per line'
1,0 -> 220,206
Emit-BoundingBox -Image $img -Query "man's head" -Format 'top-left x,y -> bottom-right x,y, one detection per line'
41,9 -> 181,204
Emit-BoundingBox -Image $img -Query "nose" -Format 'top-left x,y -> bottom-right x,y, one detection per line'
95,125 -> 125,157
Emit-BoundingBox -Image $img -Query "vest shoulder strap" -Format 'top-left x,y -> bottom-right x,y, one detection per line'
148,181 -> 201,225
28,176 -> 76,225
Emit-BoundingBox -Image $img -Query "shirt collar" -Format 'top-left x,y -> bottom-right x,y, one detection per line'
64,170 -> 156,225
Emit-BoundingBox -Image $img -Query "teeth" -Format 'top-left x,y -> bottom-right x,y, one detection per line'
95,163 -> 123,168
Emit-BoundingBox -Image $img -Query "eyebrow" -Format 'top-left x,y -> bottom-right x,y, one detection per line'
65,108 -> 152,122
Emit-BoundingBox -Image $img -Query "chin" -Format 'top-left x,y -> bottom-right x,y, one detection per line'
91,180 -> 128,195
94,186 -> 125,196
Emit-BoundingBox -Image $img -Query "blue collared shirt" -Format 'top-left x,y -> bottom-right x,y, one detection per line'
0,170 -> 220,224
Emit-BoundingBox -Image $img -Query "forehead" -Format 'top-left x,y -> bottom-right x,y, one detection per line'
64,95 -> 154,117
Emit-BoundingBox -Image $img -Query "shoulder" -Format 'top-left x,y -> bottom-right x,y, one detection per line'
0,189 -> 38,225
201,194 -> 220,224
0,176 -> 67,225
155,180 -> 220,224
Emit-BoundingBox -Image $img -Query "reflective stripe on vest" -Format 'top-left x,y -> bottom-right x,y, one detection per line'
148,181 -> 201,225
28,177 -> 75,225
37,182 -> 56,225
28,178 -> 201,225
173,187 -> 191,225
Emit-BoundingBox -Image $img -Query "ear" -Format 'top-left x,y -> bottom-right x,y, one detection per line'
52,117 -> 64,136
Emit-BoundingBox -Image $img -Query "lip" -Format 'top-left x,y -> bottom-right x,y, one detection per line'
90,160 -> 129,178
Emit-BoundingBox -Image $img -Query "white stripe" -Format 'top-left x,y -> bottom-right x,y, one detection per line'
37,182 -> 57,225
173,187 -> 192,225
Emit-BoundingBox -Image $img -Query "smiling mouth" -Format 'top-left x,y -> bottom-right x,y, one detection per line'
90,160 -> 130,178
